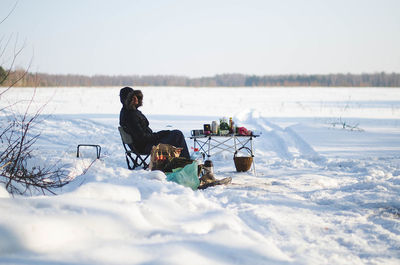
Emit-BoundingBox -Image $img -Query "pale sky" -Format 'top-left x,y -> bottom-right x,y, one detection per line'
1,0 -> 399,77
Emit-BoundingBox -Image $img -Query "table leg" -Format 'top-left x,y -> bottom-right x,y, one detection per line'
250,137 -> 256,175
207,136 -> 211,158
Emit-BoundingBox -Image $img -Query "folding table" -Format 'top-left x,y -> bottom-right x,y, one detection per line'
190,134 -> 259,174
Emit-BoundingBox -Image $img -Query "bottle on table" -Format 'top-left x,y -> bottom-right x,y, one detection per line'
211,121 -> 218,134
219,118 -> 229,135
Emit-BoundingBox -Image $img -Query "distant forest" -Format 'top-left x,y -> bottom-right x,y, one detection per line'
1,67 -> 400,87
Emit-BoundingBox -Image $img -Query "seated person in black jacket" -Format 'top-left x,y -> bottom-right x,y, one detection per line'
119,87 -> 190,159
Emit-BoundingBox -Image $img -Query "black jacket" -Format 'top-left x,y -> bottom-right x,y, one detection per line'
119,107 -> 158,153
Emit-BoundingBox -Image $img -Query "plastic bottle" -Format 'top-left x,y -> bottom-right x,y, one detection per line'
190,148 -> 203,163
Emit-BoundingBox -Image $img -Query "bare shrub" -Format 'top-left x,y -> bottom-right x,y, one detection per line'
0,2 -> 70,196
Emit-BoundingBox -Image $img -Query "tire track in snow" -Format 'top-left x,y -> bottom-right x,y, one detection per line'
254,119 -> 294,160
238,110 -> 325,163
284,126 -> 326,163
36,115 -> 119,147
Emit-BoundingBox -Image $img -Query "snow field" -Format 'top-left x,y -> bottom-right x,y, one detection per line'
0,86 -> 400,264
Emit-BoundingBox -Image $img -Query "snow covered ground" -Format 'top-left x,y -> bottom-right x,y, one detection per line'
1,86 -> 400,265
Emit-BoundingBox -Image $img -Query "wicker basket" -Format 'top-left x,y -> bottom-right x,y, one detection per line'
233,147 -> 253,172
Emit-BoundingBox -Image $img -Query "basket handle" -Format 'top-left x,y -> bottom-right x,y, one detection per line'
234,147 -> 253,158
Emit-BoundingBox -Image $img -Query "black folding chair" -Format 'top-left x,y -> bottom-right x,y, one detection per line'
118,126 -> 150,170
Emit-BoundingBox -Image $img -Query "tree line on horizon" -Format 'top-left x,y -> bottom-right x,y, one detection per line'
1,67 -> 400,87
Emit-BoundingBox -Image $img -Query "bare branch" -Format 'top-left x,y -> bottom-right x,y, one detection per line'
0,34 -> 14,64
0,1 -> 18,25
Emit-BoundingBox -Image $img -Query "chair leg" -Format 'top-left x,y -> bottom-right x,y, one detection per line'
136,154 -> 150,169
144,154 -> 150,169
126,153 -> 137,170
135,154 -> 149,169
125,152 -> 149,170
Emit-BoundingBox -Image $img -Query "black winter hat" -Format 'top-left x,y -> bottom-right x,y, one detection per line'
124,90 -> 135,107
119,87 -> 134,104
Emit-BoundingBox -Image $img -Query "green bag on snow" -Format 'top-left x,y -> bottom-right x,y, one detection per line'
166,161 -> 200,190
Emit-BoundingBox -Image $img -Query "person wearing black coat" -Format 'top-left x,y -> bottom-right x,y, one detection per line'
119,87 -> 190,158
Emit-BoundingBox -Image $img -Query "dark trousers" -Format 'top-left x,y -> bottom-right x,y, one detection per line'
145,130 -> 190,159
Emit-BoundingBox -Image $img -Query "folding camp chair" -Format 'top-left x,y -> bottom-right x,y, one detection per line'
118,126 -> 150,170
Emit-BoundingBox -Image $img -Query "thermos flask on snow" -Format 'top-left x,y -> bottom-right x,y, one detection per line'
203,160 -> 214,175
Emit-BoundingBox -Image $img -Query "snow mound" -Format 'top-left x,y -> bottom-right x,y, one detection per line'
0,184 -> 9,198
66,182 -> 141,202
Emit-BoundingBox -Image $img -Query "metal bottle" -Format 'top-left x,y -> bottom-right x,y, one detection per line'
203,160 -> 214,175
211,121 -> 218,134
